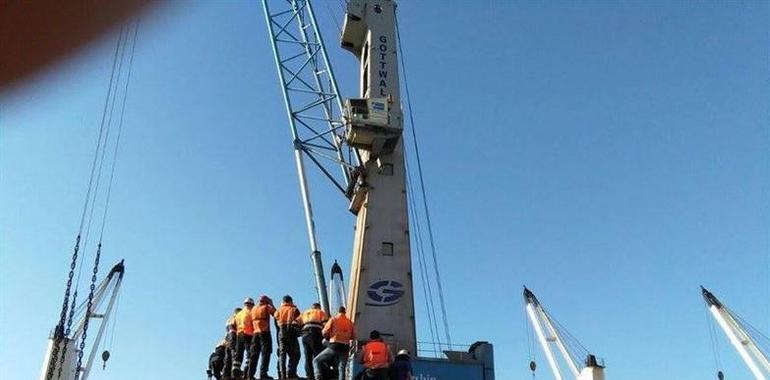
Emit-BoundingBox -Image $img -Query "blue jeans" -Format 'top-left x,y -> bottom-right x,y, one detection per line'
312,343 -> 349,380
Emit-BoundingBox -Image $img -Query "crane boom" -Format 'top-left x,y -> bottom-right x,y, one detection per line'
40,260 -> 125,380
524,287 -> 606,380
702,287 -> 770,380
262,0 -> 361,314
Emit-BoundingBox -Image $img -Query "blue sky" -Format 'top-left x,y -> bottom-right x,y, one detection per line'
1,1 -> 768,379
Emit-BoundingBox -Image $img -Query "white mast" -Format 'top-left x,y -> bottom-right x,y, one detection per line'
40,261 -> 125,380
524,287 -> 606,380
702,287 -> 770,380
329,260 -> 347,312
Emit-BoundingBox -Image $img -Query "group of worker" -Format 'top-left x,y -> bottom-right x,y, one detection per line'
207,295 -> 413,380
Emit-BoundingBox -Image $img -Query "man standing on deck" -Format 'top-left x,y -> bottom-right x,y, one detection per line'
224,307 -> 241,380
357,330 -> 391,380
250,295 -> 277,379
296,302 -> 328,379
275,295 -> 301,378
313,306 -> 355,380
232,298 -> 256,379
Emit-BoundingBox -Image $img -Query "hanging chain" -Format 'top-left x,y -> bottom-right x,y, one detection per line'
74,242 -> 102,380
46,234 -> 81,380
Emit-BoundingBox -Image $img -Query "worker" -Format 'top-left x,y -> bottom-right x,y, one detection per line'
313,306 -> 355,380
232,297 -> 256,379
274,295 -> 301,379
249,295 -> 276,379
208,340 -> 227,380
389,349 -> 412,380
357,330 -> 391,380
296,302 -> 328,379
224,307 -> 241,380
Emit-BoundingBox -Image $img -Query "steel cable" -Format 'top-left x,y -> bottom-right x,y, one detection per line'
395,10 -> 452,346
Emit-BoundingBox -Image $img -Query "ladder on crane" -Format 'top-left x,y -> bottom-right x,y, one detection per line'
702,286 -> 770,380
524,287 -> 606,380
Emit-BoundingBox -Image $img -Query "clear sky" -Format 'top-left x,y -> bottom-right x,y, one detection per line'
1,1 -> 768,379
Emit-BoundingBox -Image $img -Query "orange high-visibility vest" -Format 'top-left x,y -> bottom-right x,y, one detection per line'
251,304 -> 276,333
274,303 -> 300,327
235,307 -> 254,335
323,313 -> 355,344
363,340 -> 391,369
299,308 -> 327,329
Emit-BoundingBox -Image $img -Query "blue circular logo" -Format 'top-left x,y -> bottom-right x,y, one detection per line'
366,280 -> 405,306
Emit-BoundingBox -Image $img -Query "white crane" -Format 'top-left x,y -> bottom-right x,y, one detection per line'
40,260 -> 125,380
263,0 -> 416,353
702,286 -> 770,380
262,1 -> 495,378
524,287 -> 605,380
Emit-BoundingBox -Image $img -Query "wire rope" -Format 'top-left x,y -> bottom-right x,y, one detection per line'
705,304 -> 724,376
395,6 -> 452,347
50,25 -> 128,380
405,157 -> 440,354
98,20 -> 139,243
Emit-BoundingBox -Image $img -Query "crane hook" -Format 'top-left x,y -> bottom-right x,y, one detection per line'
101,350 -> 111,370
717,370 -> 724,380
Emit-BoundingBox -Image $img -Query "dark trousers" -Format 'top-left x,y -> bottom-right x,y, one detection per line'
365,368 -> 390,380
209,357 -> 224,380
224,331 -> 236,378
278,326 -> 300,378
232,333 -> 253,375
301,328 -> 324,379
248,331 -> 273,378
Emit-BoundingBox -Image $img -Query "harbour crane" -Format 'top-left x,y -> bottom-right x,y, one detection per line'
40,260 -> 125,380
702,286 -> 770,380
524,287 -> 606,380
262,0 -> 495,378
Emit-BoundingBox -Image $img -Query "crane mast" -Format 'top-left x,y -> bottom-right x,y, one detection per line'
702,287 -> 770,380
524,288 -> 605,380
40,260 -> 125,380
340,0 -> 416,354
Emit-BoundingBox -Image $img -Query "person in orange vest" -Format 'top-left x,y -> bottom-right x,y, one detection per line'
356,330 -> 392,380
223,307 -> 241,380
249,295 -> 276,379
313,306 -> 355,380
232,297 -> 255,379
296,303 -> 328,379
274,295 -> 301,379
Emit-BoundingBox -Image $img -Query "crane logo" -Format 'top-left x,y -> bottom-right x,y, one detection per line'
366,280 -> 405,306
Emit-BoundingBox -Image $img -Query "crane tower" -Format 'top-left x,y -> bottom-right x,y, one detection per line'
340,0 -> 416,354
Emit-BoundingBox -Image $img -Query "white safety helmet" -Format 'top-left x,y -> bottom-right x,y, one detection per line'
243,297 -> 255,305
397,349 -> 410,358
